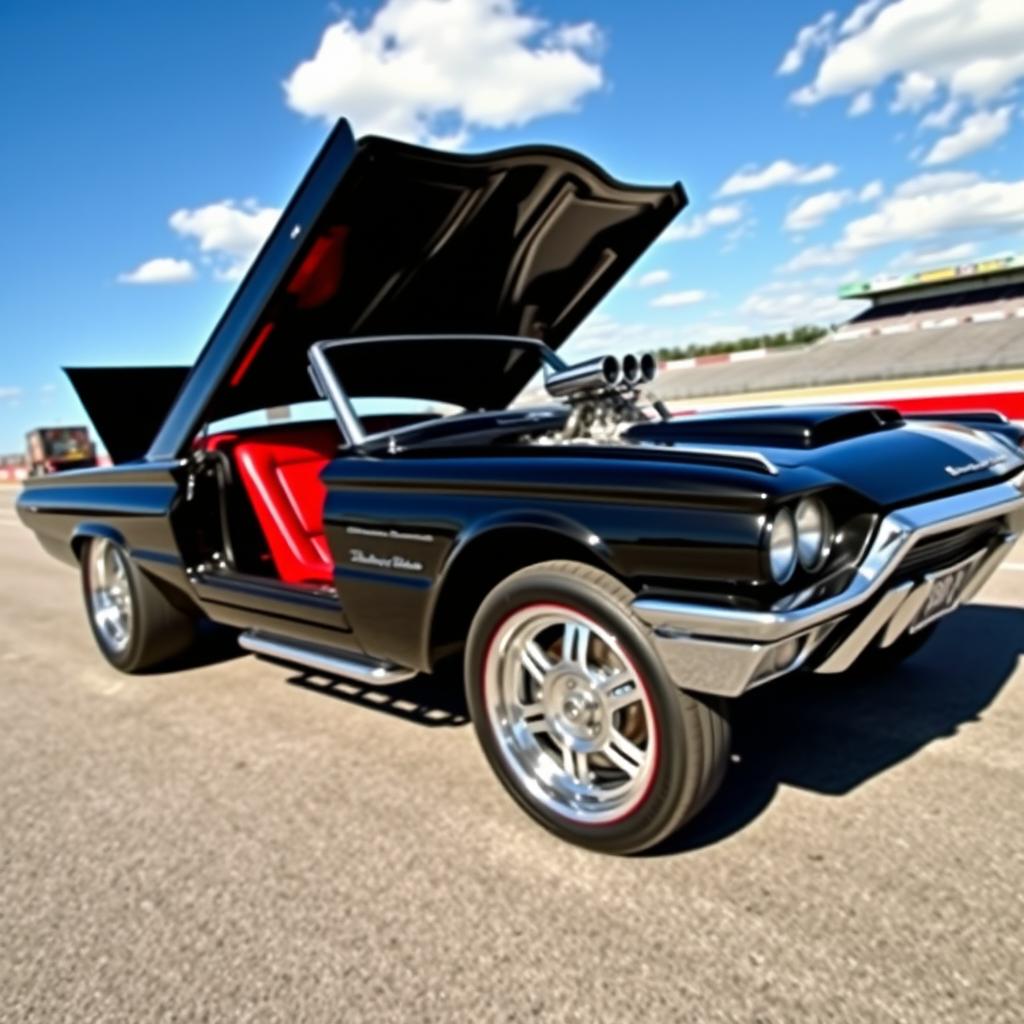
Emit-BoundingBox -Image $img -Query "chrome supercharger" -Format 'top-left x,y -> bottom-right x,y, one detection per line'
543,352 -> 663,441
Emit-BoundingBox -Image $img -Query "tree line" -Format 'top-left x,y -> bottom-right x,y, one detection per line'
655,324 -> 828,362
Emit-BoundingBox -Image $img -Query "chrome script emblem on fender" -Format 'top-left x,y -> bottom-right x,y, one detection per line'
349,548 -> 424,572
945,456 -> 1007,478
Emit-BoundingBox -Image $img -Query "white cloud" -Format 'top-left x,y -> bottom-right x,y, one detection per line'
545,22 -> 601,49
282,0 -> 604,147
784,189 -> 855,232
784,172 -> 1024,270
0,386 -> 22,401
920,98 -> 960,130
848,90 -> 874,116
786,0 -> 1024,112
716,159 -> 835,197
859,179 -> 884,201
650,289 -> 708,308
777,11 -> 835,75
889,241 -> 978,267
661,204 -> 743,241
117,257 -> 196,285
740,282 -> 855,326
634,269 -> 671,288
717,160 -> 838,196
169,200 -> 280,281
778,245 -> 856,273
892,170 -> 981,197
922,105 -> 1013,164
840,0 -> 885,36
890,70 -> 937,112
839,173 -> 1024,249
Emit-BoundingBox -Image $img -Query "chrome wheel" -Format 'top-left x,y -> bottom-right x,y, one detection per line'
87,539 -> 133,655
483,604 -> 658,825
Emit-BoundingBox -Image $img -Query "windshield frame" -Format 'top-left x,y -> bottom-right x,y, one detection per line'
308,334 -> 565,448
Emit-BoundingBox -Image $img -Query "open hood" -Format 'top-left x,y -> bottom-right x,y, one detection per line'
149,120 -> 685,457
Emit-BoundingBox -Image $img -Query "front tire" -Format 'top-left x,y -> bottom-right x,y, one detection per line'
465,560 -> 730,854
82,537 -> 197,673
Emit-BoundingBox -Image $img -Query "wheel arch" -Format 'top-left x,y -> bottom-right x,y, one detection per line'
426,513 -> 625,669
71,522 -> 127,561
72,523 -> 201,617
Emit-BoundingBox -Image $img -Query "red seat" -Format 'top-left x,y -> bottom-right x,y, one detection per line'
205,424 -> 339,584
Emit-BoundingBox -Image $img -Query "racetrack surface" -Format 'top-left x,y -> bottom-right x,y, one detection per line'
1,487 -> 1022,1023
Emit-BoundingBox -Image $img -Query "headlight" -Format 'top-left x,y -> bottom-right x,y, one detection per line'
794,497 -> 833,571
768,508 -> 797,584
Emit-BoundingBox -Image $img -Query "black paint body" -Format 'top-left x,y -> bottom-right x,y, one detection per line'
16,121 -> 1024,675
18,405 -> 1024,673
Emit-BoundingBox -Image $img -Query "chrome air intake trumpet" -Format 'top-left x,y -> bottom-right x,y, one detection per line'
544,356 -> 622,398
543,352 -> 659,441
622,352 -> 657,387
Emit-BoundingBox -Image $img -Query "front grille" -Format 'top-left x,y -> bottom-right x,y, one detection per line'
894,520 -> 1000,581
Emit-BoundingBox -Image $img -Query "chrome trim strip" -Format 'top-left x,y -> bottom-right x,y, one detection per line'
815,583 -> 913,674
879,584 -> 933,648
239,631 -> 417,684
633,472 -> 1024,646
880,544 -> 993,647
647,622 -> 835,698
308,334 -> 562,449
958,531 -> 1018,604
308,343 -> 367,447
658,444 -> 779,476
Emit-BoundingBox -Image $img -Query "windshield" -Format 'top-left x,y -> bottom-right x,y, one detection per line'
315,335 -> 563,413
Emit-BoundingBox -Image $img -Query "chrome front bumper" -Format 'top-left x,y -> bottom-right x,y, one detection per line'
632,471 -> 1024,698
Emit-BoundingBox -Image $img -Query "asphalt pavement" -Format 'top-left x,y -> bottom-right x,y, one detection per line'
1,486 -> 1022,1023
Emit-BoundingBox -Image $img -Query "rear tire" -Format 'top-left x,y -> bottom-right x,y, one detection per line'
81,537 -> 197,673
464,560 -> 730,854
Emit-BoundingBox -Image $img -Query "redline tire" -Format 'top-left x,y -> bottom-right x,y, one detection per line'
464,560 -> 731,854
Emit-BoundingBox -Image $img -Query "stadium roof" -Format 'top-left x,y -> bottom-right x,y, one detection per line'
839,252 -> 1024,301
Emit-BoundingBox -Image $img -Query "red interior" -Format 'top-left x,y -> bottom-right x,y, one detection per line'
201,424 -> 339,584
229,321 -> 274,387
197,412 -> 440,586
287,226 -> 348,309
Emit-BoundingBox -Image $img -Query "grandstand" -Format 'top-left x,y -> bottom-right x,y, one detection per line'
654,253 -> 1024,419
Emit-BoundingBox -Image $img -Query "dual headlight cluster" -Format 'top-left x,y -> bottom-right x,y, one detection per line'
766,497 -> 834,584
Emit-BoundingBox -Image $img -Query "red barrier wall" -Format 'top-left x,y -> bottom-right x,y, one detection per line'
860,389 -> 1024,421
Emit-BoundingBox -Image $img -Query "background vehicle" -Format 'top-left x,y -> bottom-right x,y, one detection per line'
16,120 -> 1024,853
26,426 -> 96,475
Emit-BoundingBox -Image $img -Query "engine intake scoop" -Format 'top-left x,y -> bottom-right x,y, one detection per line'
626,405 -> 904,449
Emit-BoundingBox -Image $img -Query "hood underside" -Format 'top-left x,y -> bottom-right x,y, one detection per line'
170,120 -> 685,439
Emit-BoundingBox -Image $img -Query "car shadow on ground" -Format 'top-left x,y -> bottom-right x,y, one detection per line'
278,604 -> 1023,850
651,603 -> 1024,856
285,655 -> 470,728
147,622 -> 248,674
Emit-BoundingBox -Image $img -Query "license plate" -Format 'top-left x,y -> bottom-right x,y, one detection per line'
910,556 -> 980,632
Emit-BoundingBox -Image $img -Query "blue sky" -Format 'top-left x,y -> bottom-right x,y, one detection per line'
2,0 -> 1022,451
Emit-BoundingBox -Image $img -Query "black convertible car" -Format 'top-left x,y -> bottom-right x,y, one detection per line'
17,120 -> 1024,853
